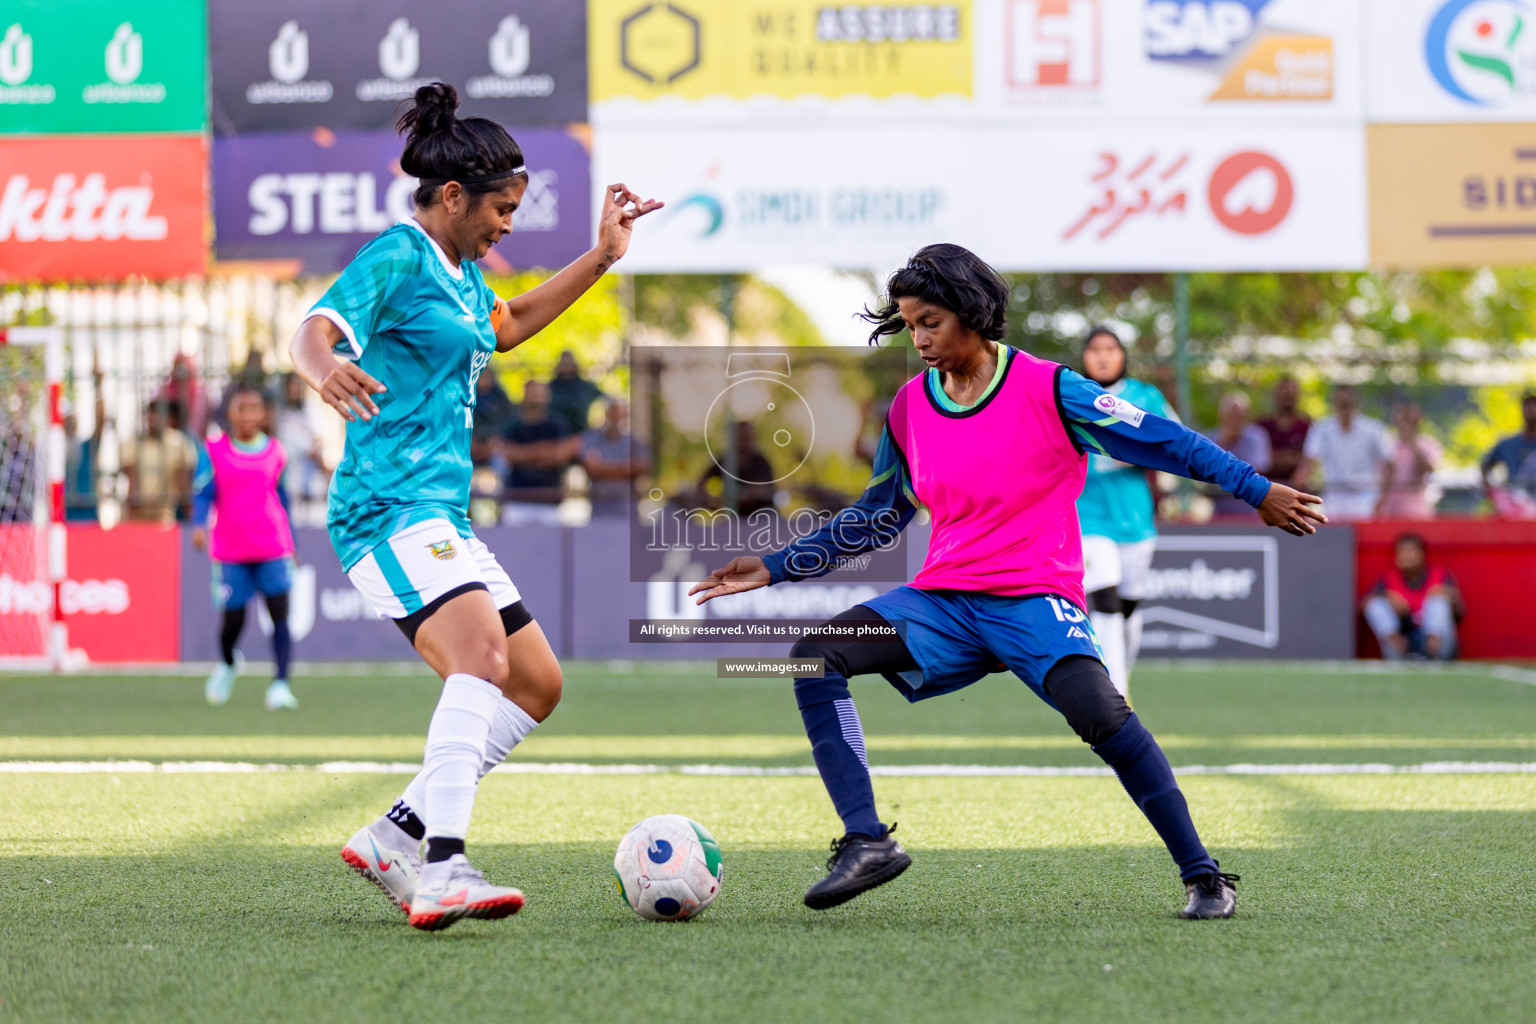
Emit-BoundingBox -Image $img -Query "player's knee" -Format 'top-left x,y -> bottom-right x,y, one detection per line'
264,592 -> 289,623
524,661 -> 563,721
1044,655 -> 1131,746
478,643 -> 511,691
1088,587 -> 1122,615
790,634 -> 851,679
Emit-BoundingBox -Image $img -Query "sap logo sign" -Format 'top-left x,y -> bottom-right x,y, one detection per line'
1144,0 -> 1267,60
247,172 -> 416,236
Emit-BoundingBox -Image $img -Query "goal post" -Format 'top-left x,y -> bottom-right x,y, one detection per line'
0,325 -> 69,671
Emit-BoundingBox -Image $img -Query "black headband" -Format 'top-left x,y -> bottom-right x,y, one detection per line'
418,164 -> 527,187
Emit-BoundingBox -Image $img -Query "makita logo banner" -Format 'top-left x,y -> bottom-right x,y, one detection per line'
209,0 -> 585,134
0,136 -> 206,283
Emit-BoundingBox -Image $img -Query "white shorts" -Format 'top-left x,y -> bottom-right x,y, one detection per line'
346,518 -> 522,621
1080,536 -> 1158,602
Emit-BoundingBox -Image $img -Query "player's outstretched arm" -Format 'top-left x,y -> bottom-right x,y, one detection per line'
1255,482 -> 1328,536
690,557 -> 772,605
290,316 -> 387,423
494,184 -> 663,352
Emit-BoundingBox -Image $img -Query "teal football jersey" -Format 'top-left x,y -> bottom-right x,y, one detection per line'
309,219 -> 498,571
1075,377 -> 1175,544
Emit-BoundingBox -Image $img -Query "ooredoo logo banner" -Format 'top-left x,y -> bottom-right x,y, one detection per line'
0,0 -> 205,134
0,136 -> 207,283
209,0 -> 586,134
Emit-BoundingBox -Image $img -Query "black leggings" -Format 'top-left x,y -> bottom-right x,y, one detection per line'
789,605 -> 1129,746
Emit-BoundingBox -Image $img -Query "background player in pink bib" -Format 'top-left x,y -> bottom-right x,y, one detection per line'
693,245 -> 1325,919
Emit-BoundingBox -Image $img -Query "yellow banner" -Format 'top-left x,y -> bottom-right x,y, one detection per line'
589,1 -> 973,101
1369,124 -> 1536,268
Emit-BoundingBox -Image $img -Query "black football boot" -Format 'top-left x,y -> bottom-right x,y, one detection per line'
1180,866 -> 1239,919
803,825 -> 912,910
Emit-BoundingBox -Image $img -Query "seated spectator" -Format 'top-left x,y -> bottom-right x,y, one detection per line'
1258,375 -> 1310,489
548,349 -> 603,435
581,399 -> 651,518
471,370 -> 517,474
502,380 -> 580,525
1377,402 -> 1441,519
121,399 -> 196,524
1301,385 -> 1390,522
1206,391 -> 1271,516
1362,533 -> 1463,661
1482,392 -> 1536,510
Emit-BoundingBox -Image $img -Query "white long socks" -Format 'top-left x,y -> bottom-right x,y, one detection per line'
419,673 -> 503,842
393,682 -> 540,842
1125,608 -> 1145,677
1090,610 -> 1130,699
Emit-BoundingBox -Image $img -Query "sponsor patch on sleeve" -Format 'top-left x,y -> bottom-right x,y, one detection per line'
1093,392 -> 1146,428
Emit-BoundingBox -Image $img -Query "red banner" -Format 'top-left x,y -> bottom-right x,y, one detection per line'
0,136 -> 207,283
0,524 -> 180,664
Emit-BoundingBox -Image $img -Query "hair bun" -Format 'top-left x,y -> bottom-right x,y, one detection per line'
397,81 -> 459,139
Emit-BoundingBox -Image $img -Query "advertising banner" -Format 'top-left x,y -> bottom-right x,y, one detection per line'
0,0 -> 206,134
1368,123 -> 1536,268
0,136 -> 207,283
979,0 -> 1361,119
0,525 -> 180,664
208,0 -> 586,134
589,0 -> 972,102
213,128 -> 592,273
1366,0 -> 1536,122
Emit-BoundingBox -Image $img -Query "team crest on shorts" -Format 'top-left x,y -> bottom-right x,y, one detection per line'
428,540 -> 458,561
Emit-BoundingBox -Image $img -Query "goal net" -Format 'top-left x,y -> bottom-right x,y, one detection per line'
0,327 -> 65,669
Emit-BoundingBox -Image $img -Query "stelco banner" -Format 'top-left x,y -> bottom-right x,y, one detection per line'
589,0 -> 973,102
208,0 -> 586,134
0,136 -> 207,282
0,0 -> 206,134
1366,0 -> 1536,122
213,128 -> 592,273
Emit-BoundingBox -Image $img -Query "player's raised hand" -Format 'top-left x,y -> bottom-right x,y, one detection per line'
595,183 -> 663,268
689,556 -> 771,605
318,361 -> 387,423
1257,482 -> 1328,536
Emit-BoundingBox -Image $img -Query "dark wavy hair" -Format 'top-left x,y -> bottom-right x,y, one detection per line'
396,82 -> 527,209
859,244 -> 1010,346
1081,325 -> 1127,386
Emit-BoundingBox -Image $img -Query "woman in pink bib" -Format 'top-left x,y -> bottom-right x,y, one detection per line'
694,245 -> 1324,919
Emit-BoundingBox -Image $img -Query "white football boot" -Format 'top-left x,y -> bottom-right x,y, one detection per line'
340,823 -> 423,915
407,853 -> 525,932
204,651 -> 244,706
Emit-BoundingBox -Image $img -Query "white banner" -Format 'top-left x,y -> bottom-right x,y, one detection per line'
1366,0 -> 1536,122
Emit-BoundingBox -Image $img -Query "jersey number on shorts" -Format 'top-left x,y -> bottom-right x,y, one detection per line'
1044,596 -> 1086,624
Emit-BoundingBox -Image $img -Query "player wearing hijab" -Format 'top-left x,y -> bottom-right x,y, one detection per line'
1076,327 -> 1177,699
691,245 -> 1324,919
289,82 -> 660,931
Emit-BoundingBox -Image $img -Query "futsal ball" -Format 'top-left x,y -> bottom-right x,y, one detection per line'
613,814 -> 723,921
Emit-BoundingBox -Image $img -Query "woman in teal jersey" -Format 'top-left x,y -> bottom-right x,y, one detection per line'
289,83 -> 660,931
1076,326 -> 1174,700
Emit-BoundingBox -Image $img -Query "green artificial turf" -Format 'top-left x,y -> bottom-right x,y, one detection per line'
3,662 -> 1536,1023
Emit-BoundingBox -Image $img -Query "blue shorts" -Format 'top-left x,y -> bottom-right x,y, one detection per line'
214,558 -> 293,610
859,587 -> 1104,705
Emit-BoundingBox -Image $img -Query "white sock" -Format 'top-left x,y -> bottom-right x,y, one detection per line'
1125,608 -> 1145,674
395,690 -> 539,828
1090,610 -> 1130,698
419,673 -> 502,842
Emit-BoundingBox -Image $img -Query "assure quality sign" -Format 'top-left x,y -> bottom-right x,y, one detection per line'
0,135 -> 207,282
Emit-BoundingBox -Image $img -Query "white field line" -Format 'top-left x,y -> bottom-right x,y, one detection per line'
5,760 -> 1536,777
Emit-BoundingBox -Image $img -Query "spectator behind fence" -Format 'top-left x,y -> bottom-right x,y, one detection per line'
1377,402 -> 1441,519
274,373 -> 330,509
1482,392 -> 1536,515
1362,533 -> 1463,661
471,369 -> 517,474
695,420 -> 778,516
122,399 -> 196,523
1258,375 -> 1310,488
1206,391 -> 1271,516
1301,385 -> 1389,522
63,357 -> 106,523
548,349 -> 603,435
159,352 -> 211,439
581,399 -> 651,518
501,380 -> 580,525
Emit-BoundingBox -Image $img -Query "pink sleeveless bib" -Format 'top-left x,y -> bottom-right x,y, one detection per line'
207,434 -> 294,564
888,349 -> 1088,608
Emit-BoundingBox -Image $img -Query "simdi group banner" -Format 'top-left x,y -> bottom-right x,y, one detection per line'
596,123 -> 1367,271
0,0 -> 206,133
209,0 -> 586,134
1365,0 -> 1536,121
213,128 -> 592,273
0,136 -> 207,283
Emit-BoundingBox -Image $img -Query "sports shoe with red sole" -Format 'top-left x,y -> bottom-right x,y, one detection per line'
341,824 -> 422,915
407,853 -> 525,932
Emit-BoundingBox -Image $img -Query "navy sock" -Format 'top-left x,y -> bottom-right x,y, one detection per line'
1092,713 -> 1218,880
266,594 -> 292,682
795,672 -> 884,838
219,607 -> 244,666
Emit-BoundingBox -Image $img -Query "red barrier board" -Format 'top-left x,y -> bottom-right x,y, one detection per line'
0,524 -> 180,664
0,136 -> 207,283
1355,520 -> 1536,659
